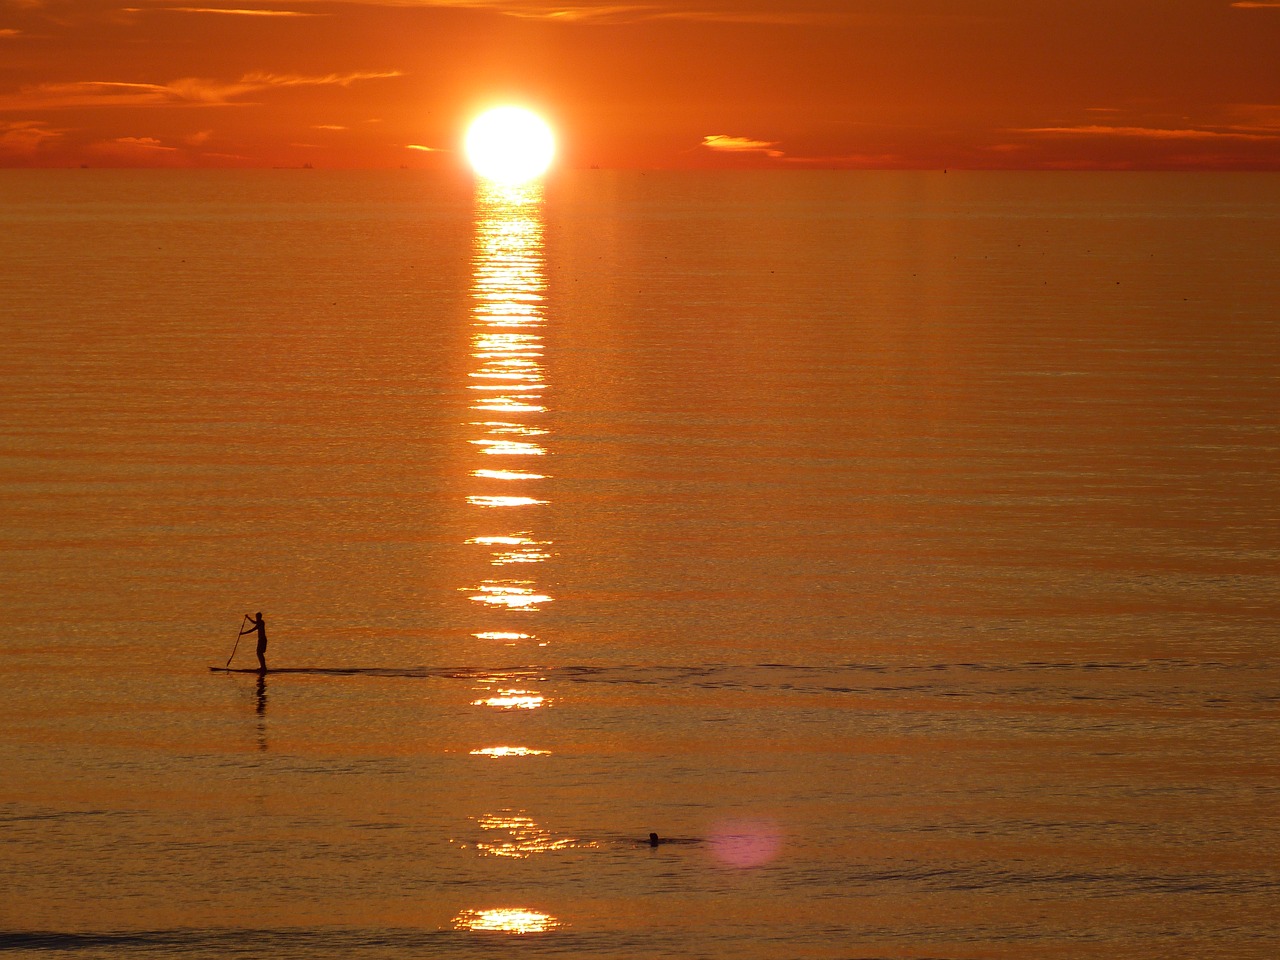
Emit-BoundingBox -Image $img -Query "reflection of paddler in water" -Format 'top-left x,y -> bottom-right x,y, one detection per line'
239,612 -> 268,671
254,672 -> 268,752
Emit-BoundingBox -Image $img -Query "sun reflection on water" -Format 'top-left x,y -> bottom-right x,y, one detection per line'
469,438 -> 545,455
469,746 -> 551,758
462,812 -> 590,858
466,495 -> 547,508
452,908 -> 560,934
472,398 -> 546,413
465,581 -> 552,610
472,469 -> 546,480
467,187 -> 551,582
478,422 -> 546,436
491,547 -> 552,565
459,180 -> 563,925
471,689 -> 546,710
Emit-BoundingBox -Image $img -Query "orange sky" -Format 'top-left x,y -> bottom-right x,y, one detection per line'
2,0 -> 1279,169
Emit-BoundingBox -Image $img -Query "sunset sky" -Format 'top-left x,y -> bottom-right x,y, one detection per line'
2,0 -> 1279,169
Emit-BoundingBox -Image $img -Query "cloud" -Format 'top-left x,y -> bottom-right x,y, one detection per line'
89,135 -> 183,162
406,143 -> 445,151
0,28 -> 21,37
0,79 -> 238,110
0,70 -> 403,111
262,0 -> 838,25
184,128 -> 213,144
701,134 -> 783,157
239,70 -> 402,88
495,4 -> 654,22
105,0 -> 859,25
0,119 -> 62,153
1020,125 -> 1280,141
1224,103 -> 1280,132
313,123 -> 347,130
498,3 -> 830,24
121,5 -> 322,14
151,7 -> 324,15
110,135 -> 176,150
1230,2 -> 1280,8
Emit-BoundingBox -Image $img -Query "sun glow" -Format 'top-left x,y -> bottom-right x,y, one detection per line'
465,107 -> 556,183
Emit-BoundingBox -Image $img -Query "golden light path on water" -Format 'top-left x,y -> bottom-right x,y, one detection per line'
457,177 -> 558,931
462,179 -> 554,632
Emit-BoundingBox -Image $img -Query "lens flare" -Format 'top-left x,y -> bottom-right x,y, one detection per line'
709,818 -> 784,868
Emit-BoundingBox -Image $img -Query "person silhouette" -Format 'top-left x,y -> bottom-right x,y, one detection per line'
239,612 -> 268,671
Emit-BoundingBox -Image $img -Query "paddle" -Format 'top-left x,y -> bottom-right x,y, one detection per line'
225,614 -> 250,668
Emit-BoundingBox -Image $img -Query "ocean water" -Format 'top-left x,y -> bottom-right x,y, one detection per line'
1,169 -> 1278,958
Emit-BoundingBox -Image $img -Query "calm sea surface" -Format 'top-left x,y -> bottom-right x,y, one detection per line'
1,170 -> 1278,958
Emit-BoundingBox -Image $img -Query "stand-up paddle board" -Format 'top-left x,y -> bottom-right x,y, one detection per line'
208,666 -> 372,675
208,665 -> 443,678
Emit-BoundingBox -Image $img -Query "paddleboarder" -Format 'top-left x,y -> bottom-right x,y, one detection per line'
239,612 -> 268,671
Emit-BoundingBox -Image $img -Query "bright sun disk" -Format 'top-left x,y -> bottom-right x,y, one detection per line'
465,106 -> 555,183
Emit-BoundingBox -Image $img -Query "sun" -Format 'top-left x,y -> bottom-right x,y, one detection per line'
465,106 -> 556,183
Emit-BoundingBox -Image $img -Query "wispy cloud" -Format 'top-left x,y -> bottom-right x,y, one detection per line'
0,28 -> 21,38
701,134 -> 783,157
123,5 -> 323,15
106,135 -> 176,151
273,0 -> 838,25
406,143 -> 445,151
0,119 -> 62,153
1224,103 -> 1280,132
0,70 -> 403,111
107,0 -> 863,25
495,4 -> 653,22
0,80 -> 184,109
88,135 -> 183,162
240,70 -> 401,87
1230,2 -> 1280,8
1020,124 -> 1280,141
